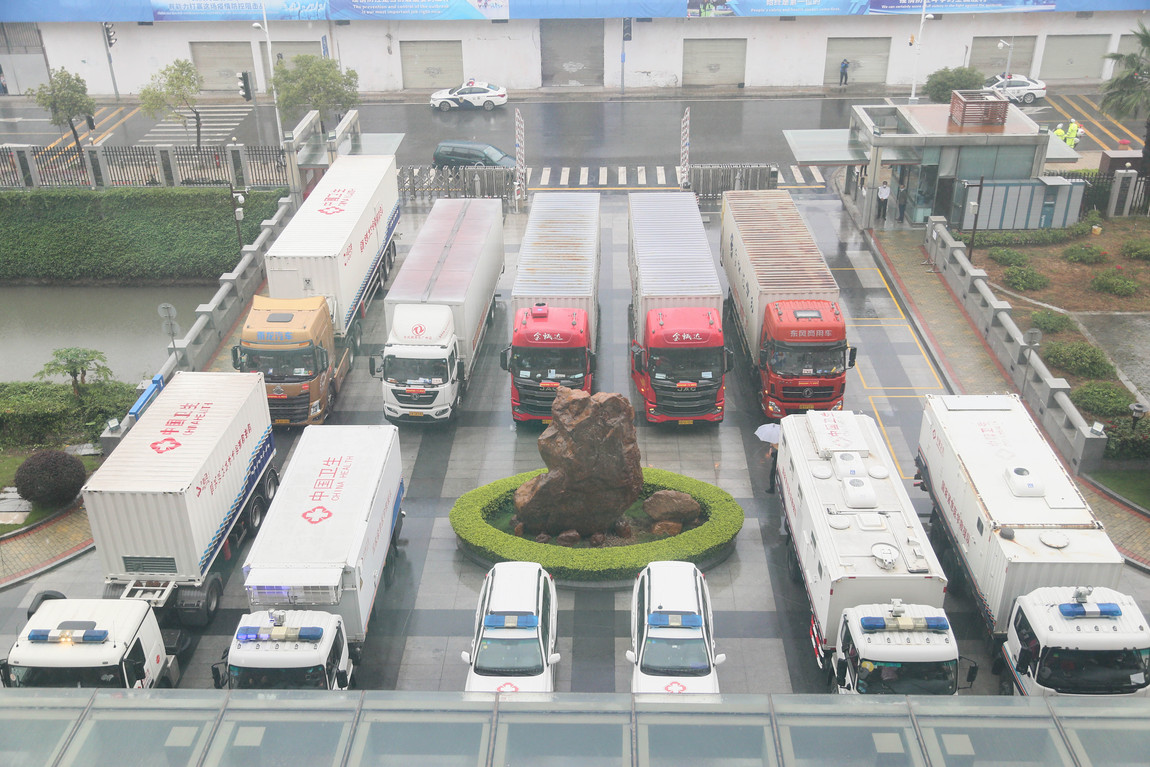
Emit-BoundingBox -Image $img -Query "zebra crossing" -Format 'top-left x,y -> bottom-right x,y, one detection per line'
138,105 -> 253,145
524,163 -> 825,189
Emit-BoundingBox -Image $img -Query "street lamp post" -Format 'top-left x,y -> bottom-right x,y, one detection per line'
998,37 -> 1014,78
1022,327 -> 1042,386
962,175 -> 985,264
253,3 -> 283,144
908,0 -> 934,103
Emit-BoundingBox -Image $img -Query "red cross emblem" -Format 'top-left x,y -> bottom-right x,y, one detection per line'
664,681 -> 687,694
150,437 -> 181,454
496,682 -> 519,692
302,506 -> 333,524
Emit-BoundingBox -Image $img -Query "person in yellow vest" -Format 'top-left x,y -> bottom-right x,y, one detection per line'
1053,123 -> 1066,144
700,0 -> 715,16
1065,119 -> 1080,147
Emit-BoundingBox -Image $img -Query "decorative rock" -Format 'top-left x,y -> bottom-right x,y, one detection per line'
589,532 -> 606,547
535,533 -> 552,544
652,520 -> 683,537
644,490 -> 701,524
613,519 -> 633,539
513,522 -> 524,537
556,529 -> 582,546
515,387 -> 643,536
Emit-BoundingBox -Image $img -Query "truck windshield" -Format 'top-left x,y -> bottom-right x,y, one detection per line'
228,664 -> 328,690
510,347 -> 587,381
648,347 -> 723,383
473,637 -> 544,677
640,637 -> 712,677
856,659 -> 958,695
383,355 -> 449,386
237,346 -> 318,382
762,342 -> 847,377
1036,647 -> 1150,695
6,664 -> 124,688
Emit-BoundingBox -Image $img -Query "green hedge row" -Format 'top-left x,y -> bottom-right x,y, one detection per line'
449,468 -> 745,582
0,188 -> 286,283
0,381 -> 138,447
952,210 -> 1102,248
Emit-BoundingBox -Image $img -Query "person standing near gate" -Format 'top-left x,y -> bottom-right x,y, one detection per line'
897,184 -> 909,223
876,180 -> 890,222
839,58 -> 850,87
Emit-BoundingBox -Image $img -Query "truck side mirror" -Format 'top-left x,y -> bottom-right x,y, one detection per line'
231,346 -> 242,371
848,347 -> 858,368
714,653 -> 727,666
499,346 -> 511,371
348,645 -> 362,665
318,346 -> 329,371
461,650 -> 472,664
548,653 -> 561,665
336,670 -> 349,689
456,359 -> 465,381
1015,647 -> 1032,675
369,356 -> 379,377
631,344 -> 646,374
724,348 -> 735,373
966,664 -> 979,684
588,350 -> 596,373
211,664 -> 225,689
835,658 -> 848,688
625,649 -> 636,664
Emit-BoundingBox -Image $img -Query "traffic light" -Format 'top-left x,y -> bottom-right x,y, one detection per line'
237,71 -> 252,101
622,18 -> 633,42
102,22 -> 116,48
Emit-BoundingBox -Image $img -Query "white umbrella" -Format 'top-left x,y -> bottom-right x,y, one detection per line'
754,422 -> 781,444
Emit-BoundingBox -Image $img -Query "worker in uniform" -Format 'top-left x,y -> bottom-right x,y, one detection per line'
1065,119 -> 1080,147
1053,123 -> 1066,144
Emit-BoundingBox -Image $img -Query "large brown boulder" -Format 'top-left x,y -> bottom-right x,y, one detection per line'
514,387 -> 643,536
644,490 -> 701,524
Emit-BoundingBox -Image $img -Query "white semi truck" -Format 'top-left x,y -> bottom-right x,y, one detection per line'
777,410 -> 974,695
372,198 -> 504,422
213,425 -> 404,690
915,394 -> 1150,697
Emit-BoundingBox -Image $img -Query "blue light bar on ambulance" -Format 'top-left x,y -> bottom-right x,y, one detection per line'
860,616 -> 950,633
27,628 -> 109,643
235,625 -> 324,643
648,613 -> 703,628
483,614 -> 539,629
1059,602 -> 1122,619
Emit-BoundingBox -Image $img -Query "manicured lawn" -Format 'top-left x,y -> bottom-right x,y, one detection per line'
1090,470 -> 1150,510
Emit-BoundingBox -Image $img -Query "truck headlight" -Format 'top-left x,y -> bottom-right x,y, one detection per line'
767,401 -> 783,416
831,401 -> 844,411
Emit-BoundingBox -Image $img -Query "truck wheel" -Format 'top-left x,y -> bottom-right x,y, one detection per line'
248,495 -> 268,532
786,545 -> 802,584
387,241 -> 396,271
349,322 -> 363,365
102,583 -> 125,600
263,469 -> 279,503
204,577 -> 222,624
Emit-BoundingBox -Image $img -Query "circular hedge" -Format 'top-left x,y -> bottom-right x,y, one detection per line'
449,467 -> 744,582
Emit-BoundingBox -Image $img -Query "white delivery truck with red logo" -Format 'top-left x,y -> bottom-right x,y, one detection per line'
371,198 -> 504,422
213,424 -> 404,690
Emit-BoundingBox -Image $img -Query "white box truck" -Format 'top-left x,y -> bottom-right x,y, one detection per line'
500,192 -> 601,421
777,410 -> 973,695
915,394 -> 1149,697
371,198 -> 504,422
719,190 -> 856,418
213,425 -> 404,691
232,154 -> 401,425
628,192 -> 729,424
83,371 -> 278,628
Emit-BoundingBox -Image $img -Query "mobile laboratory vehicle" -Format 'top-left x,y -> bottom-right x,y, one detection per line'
628,192 -> 728,424
500,192 -> 601,421
777,410 -> 971,694
720,190 -> 855,418
915,394 -> 1149,697
214,424 -> 405,690
232,154 -> 400,426
371,198 -> 504,422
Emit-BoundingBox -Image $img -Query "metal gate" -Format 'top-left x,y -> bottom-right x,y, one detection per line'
400,40 -> 463,90
398,166 -> 513,204
687,164 -> 779,200
541,19 -> 604,87
683,39 -> 747,86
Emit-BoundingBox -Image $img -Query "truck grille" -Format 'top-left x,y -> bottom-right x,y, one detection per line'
780,385 -> 836,402
122,556 -> 178,574
268,394 -> 311,422
516,380 -> 564,416
393,390 -> 439,407
651,380 -> 721,417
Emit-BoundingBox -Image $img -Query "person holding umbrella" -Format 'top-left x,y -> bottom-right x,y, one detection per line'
754,422 -> 781,494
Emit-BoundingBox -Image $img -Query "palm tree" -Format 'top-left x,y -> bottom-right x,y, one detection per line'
1101,21 -> 1150,174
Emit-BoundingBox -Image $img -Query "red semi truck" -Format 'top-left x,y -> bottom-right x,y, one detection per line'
501,193 -> 601,422
628,192 -> 728,424
720,190 -> 855,418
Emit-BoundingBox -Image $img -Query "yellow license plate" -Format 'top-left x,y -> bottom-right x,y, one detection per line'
274,419 -> 290,425
410,411 -> 424,417
678,419 -> 694,425
542,419 -> 552,425
799,404 -> 816,410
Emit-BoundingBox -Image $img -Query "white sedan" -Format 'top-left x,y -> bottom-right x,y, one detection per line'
983,74 -> 1047,104
430,80 -> 508,112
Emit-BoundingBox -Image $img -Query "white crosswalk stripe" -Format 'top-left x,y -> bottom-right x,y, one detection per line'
810,166 -> 824,184
139,105 -> 253,145
523,164 -> 824,189
636,166 -> 647,185
579,166 -> 589,185
539,167 -> 551,185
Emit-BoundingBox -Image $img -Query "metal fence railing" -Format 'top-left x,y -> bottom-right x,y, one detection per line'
101,145 -> 164,187
687,163 -> 779,199
1044,169 -> 1150,217
398,165 -> 515,202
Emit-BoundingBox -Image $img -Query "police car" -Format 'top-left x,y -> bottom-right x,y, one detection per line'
462,561 -> 560,692
430,80 -> 508,112
982,73 -> 1047,104
626,561 -> 726,694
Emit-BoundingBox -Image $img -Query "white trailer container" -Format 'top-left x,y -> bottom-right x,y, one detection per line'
915,394 -> 1125,636
82,371 -> 277,627
265,154 -> 401,341
373,198 -> 504,421
777,410 -> 956,689
242,425 -> 404,643
510,192 -> 601,352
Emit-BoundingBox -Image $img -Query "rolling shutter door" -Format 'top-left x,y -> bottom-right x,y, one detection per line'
400,40 -> 463,90
682,38 -> 747,86
1040,35 -> 1109,80
190,42 -> 255,91
541,20 -> 604,87
824,38 -> 889,85
969,36 -> 1036,78
259,41 -> 323,70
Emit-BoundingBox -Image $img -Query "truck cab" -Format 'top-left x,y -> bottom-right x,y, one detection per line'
1002,587 -> 1150,697
501,303 -> 594,421
2,594 -> 183,689
834,602 -> 972,695
758,300 -> 856,417
374,304 -> 461,421
631,307 -> 728,424
232,295 -> 343,426
213,610 -> 355,691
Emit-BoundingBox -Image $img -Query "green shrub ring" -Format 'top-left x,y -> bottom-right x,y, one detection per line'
449,467 -> 745,585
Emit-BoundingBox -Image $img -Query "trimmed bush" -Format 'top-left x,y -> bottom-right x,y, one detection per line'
1030,310 -> 1074,334
77,382 -> 140,443
449,468 -> 744,582
1070,381 -> 1137,418
1090,268 -> 1138,297
1120,237 -> 1150,262
0,383 -> 77,447
1043,340 -> 1117,379
951,209 -> 1101,248
15,450 -> 87,508
1062,244 -> 1107,264
1102,417 -> 1150,461
988,247 -> 1028,267
1003,265 -> 1050,292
